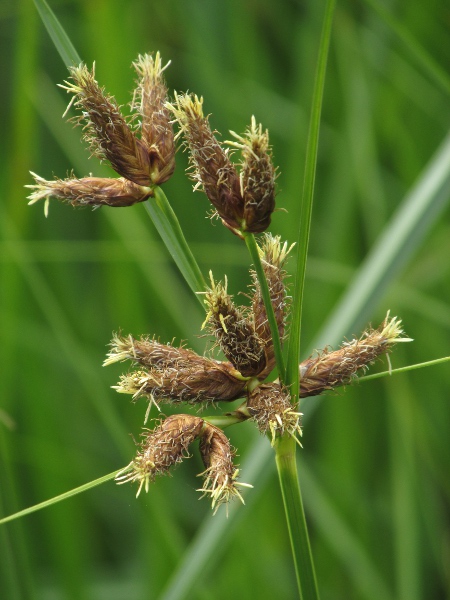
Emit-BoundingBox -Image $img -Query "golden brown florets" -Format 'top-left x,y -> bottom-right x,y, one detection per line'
168,96 -> 277,236
299,313 -> 412,397
247,383 -> 302,446
202,273 -> 265,377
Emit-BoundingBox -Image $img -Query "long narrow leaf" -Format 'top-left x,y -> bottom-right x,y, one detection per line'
145,189 -> 206,301
33,0 -> 80,67
286,0 -> 336,401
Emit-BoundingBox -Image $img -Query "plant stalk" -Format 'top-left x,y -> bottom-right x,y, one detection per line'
145,187 -> 206,302
275,435 -> 319,600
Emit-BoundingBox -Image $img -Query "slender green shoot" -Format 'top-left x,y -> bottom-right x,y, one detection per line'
356,356 -> 450,384
286,0 -> 336,402
0,470 -> 121,526
243,232 -> 286,382
145,188 -> 206,301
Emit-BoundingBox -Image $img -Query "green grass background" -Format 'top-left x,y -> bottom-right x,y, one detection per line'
1,0 -> 450,598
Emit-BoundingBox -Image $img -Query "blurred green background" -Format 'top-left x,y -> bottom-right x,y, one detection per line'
1,0 -> 450,598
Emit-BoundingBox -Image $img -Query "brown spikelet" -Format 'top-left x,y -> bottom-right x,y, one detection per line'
247,383 -> 302,446
116,414 -> 205,496
299,313 -> 413,397
252,234 -> 293,379
167,93 -> 244,235
60,63 -> 152,186
113,360 -> 247,407
227,116 -> 276,233
202,273 -> 265,377
131,53 -> 175,184
26,173 -> 151,214
197,422 -> 251,514
104,334 -> 204,369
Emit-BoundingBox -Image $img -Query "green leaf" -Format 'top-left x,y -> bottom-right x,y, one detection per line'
33,0 -> 81,67
286,0 -> 336,403
145,188 -> 206,302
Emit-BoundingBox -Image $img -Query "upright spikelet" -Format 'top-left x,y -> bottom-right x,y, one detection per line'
251,234 -> 293,379
202,273 -> 265,377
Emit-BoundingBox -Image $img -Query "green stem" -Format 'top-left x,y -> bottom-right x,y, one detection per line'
144,187 -> 206,303
0,470 -> 121,526
275,435 -> 319,600
356,355 -> 450,384
243,232 -> 286,382
203,414 -> 247,428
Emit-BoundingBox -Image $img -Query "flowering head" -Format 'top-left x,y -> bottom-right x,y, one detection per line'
27,54 -> 175,215
168,95 -> 277,236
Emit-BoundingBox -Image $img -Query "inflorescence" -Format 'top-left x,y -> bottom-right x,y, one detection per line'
27,54 -> 412,513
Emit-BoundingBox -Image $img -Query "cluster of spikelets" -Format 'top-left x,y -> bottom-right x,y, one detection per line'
26,53 -> 276,238
26,54 -> 412,513
104,233 -> 301,510
115,414 -> 252,514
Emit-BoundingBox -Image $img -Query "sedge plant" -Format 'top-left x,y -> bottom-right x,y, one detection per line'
2,1 -> 450,599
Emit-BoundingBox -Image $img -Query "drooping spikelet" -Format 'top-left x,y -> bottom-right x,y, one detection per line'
197,422 -> 252,515
247,383 -> 302,446
116,414 -> 251,512
116,414 -> 204,497
251,234 -> 293,379
299,313 -> 413,397
202,273 -> 265,377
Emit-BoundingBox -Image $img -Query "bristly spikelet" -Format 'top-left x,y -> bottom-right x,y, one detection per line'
247,383 -> 302,446
197,423 -> 252,515
112,359 -> 248,407
60,63 -> 153,186
251,234 -> 294,379
131,52 -> 175,184
299,312 -> 413,397
202,272 -> 265,377
167,93 -> 245,235
26,174 -> 152,215
116,414 -> 204,497
104,333 -> 204,369
227,116 -> 277,233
